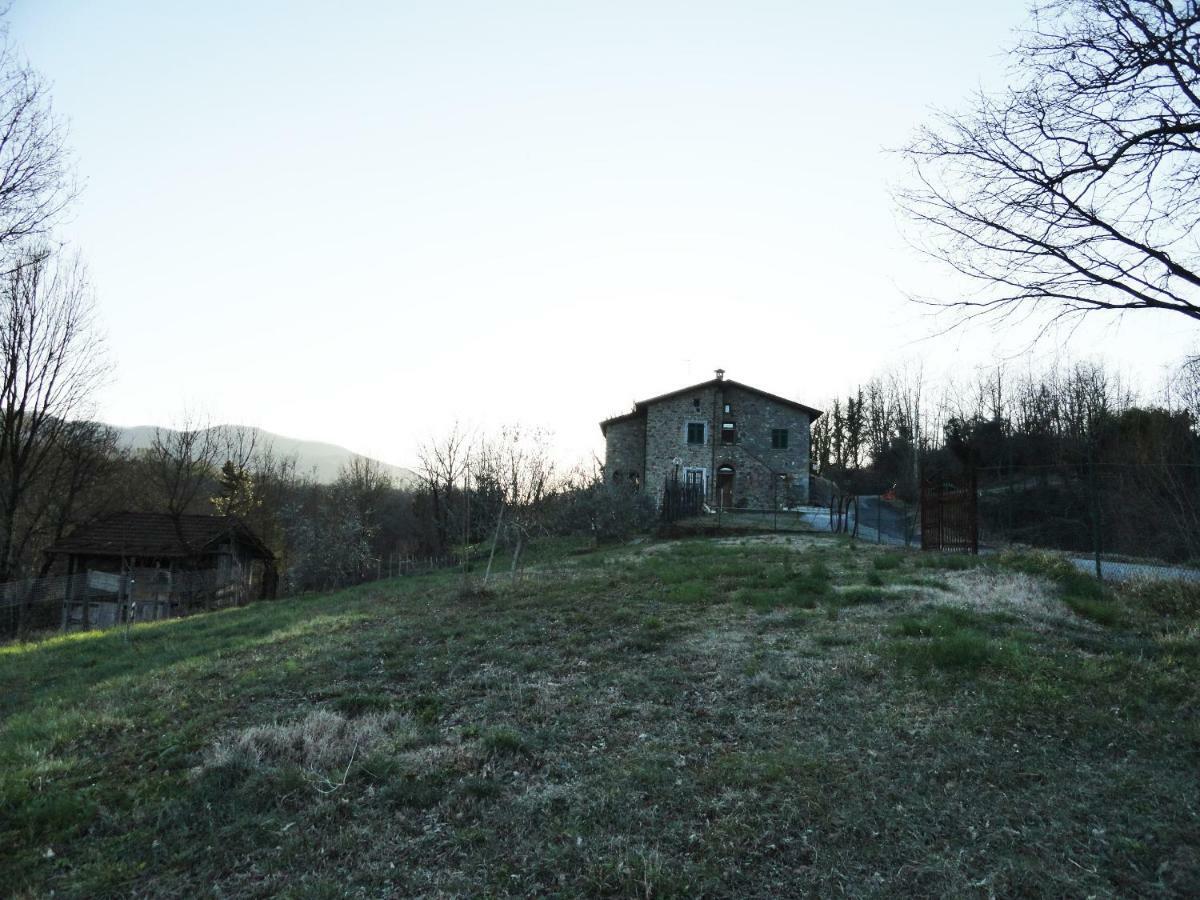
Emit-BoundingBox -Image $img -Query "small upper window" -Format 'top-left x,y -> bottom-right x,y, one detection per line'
721,422 -> 736,444
771,428 -> 789,449
693,398 -> 701,410
686,422 -> 706,445
723,403 -> 732,414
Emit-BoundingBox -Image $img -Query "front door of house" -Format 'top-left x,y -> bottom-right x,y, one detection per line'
716,466 -> 734,509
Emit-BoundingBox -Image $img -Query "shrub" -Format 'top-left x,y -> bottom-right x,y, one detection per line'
550,481 -> 658,543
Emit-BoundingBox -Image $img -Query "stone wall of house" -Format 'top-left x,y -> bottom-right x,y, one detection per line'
713,384 -> 811,507
643,386 -> 721,501
639,382 -> 811,508
603,416 -> 645,487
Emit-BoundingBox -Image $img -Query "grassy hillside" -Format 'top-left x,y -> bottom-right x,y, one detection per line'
2,536 -> 1198,897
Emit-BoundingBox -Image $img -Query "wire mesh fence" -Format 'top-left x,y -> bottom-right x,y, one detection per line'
657,459 -> 1199,573
0,567 -> 259,640
975,461 -> 1200,566
658,491 -> 919,545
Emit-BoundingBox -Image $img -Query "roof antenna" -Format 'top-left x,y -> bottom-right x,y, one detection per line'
714,368 -> 725,381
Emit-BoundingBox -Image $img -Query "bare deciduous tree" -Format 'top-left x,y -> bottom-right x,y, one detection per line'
0,249 -> 107,580
147,418 -> 222,521
469,425 -> 558,580
332,456 -> 393,551
416,423 -> 469,553
145,422 -> 279,556
30,419 -> 120,577
472,425 -> 555,514
901,1 -> 1200,326
0,32 -> 75,258
1165,351 -> 1200,418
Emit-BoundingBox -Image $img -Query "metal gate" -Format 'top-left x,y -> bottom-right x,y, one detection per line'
661,478 -> 705,523
920,468 -> 978,553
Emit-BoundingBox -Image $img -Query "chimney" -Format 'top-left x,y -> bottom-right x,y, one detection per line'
714,368 -> 725,381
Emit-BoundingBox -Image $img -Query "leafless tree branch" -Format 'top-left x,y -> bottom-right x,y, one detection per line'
899,0 -> 1200,329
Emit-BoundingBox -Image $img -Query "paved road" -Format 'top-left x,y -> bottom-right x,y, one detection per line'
853,496 -> 914,546
1066,557 -> 1200,583
799,500 -> 1195,584
791,497 -> 914,545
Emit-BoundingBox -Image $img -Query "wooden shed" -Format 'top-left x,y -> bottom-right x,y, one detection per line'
46,512 -> 277,629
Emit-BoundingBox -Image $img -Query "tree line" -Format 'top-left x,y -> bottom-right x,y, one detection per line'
812,356 -> 1200,561
0,412 -> 659,593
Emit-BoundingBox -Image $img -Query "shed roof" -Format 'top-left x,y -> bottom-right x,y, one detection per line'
600,377 -> 823,435
47,512 -> 274,561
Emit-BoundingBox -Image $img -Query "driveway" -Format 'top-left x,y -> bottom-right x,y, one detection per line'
851,495 -> 914,546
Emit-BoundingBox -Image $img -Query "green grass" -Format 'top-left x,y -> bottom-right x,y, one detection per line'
872,552 -> 904,571
838,586 -> 890,605
887,607 -> 1025,674
1,536 -> 1198,897
914,552 -> 981,571
479,725 -> 531,756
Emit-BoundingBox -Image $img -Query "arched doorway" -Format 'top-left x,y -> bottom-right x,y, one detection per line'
716,464 -> 735,509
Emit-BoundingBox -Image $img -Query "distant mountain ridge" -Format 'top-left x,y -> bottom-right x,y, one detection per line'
112,425 -> 417,486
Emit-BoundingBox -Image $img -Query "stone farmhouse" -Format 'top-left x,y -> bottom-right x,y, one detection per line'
600,370 -> 823,510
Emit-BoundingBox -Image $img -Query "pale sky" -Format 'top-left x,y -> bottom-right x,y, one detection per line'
12,1 -> 1196,468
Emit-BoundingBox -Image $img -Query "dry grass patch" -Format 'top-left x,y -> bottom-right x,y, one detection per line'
713,533 -> 826,549
941,568 -> 1080,630
198,709 -> 407,777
